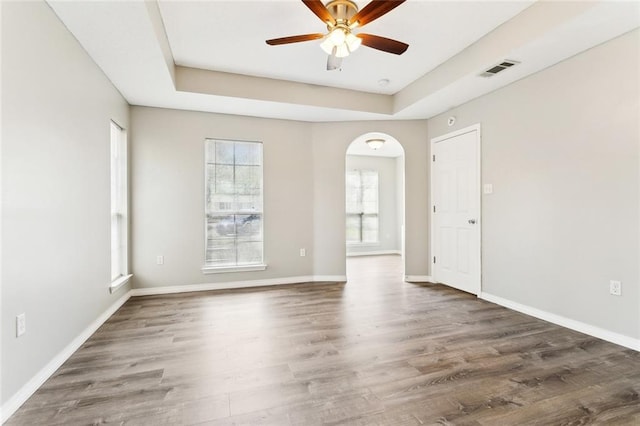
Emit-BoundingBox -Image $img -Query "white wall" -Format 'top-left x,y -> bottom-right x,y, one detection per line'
345,155 -> 401,256
1,0 -> 130,408
429,30 -> 640,340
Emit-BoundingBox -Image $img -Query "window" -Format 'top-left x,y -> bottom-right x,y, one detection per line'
204,139 -> 264,272
346,169 -> 379,243
110,121 -> 129,289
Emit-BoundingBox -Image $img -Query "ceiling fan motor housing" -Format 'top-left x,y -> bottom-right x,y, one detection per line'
325,0 -> 358,28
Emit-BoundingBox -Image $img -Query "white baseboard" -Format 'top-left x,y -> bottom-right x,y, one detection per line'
313,275 -> 347,282
131,275 -> 346,297
405,275 -> 436,283
347,250 -> 401,257
479,292 -> 640,352
1,290 -> 133,423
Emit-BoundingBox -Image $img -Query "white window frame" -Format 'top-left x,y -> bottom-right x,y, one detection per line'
109,121 -> 131,292
202,138 -> 266,274
346,169 -> 380,245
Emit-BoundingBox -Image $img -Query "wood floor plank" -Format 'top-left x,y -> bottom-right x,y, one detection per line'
6,255 -> 640,425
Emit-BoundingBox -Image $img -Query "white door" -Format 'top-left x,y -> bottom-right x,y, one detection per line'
431,125 -> 481,294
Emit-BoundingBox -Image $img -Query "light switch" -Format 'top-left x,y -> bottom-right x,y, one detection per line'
483,184 -> 493,194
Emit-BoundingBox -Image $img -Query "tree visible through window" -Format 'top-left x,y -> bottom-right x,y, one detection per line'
205,139 -> 263,268
346,169 -> 379,243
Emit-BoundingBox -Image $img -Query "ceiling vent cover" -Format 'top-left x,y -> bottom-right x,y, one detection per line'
479,60 -> 520,78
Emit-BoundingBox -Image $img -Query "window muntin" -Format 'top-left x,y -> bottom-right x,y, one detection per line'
110,121 -> 128,281
346,169 -> 379,244
205,139 -> 263,268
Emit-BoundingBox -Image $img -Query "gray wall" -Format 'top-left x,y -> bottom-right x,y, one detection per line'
310,120 -> 431,278
131,107 -> 313,288
3,0 -> 637,416
345,155 -> 401,256
131,108 -> 431,286
396,156 -> 406,255
130,106 -> 315,288
429,29 -> 640,339
1,1 -> 130,405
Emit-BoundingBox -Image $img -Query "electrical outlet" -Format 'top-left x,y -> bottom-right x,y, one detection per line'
156,255 -> 164,265
299,248 -> 306,257
16,313 -> 26,337
609,280 -> 622,296
483,184 -> 493,194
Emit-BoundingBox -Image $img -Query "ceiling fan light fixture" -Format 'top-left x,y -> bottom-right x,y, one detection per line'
320,36 -> 335,55
328,27 -> 346,45
335,43 -> 350,58
345,32 -> 361,52
366,138 -> 385,150
266,0 -> 409,68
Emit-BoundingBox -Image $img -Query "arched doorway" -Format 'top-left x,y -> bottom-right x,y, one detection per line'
345,132 -> 406,280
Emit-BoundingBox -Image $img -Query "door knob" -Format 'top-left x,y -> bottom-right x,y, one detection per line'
468,219 -> 476,224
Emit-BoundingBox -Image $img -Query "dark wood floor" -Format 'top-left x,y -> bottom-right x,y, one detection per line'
8,255 -> 640,425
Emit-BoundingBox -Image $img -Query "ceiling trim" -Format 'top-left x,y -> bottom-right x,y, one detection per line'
394,0 -> 598,112
176,65 -> 394,114
45,0 -> 640,122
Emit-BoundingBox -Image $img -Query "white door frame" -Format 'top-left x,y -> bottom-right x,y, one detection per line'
430,123 -> 482,294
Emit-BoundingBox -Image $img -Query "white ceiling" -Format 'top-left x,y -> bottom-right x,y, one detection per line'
157,0 -> 532,94
347,132 -> 404,157
47,0 -> 640,122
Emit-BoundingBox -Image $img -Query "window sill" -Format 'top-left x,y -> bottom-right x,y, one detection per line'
347,242 -> 380,248
110,274 -> 132,293
201,264 -> 267,275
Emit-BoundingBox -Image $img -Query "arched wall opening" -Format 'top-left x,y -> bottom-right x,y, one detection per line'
344,132 -> 406,279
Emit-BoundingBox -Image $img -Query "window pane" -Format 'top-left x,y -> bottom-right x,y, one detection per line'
346,214 -> 361,243
215,141 -> 234,164
345,169 -> 378,243
346,171 -> 361,213
205,139 -> 263,268
111,214 -> 120,280
235,214 -> 262,240
235,142 -> 262,165
362,214 -> 378,243
207,215 -> 236,238
110,121 -> 127,280
206,240 -> 236,265
237,241 -> 262,265
215,165 -> 234,195
235,165 -> 261,196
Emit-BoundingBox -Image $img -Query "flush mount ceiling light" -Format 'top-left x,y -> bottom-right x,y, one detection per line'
366,138 -> 385,150
266,0 -> 409,71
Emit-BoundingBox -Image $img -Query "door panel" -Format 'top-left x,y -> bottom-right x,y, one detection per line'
432,128 -> 480,294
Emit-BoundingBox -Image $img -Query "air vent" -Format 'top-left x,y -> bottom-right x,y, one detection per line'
479,60 -> 520,78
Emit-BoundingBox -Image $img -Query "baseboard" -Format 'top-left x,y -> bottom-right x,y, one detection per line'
347,250 -> 401,257
313,275 -> 347,282
1,290 -> 133,423
131,275 -> 347,297
405,275 -> 436,283
479,292 -> 640,352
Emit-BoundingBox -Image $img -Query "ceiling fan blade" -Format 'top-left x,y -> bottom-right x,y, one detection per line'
327,48 -> 342,71
357,33 -> 408,55
266,33 -> 324,45
348,0 -> 406,27
302,0 -> 334,24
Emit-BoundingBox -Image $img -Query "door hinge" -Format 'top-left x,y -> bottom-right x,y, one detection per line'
432,154 -> 436,162
433,256 -> 436,264
433,205 -> 436,213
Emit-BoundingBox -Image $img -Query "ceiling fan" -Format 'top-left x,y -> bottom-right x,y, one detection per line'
266,0 -> 408,70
